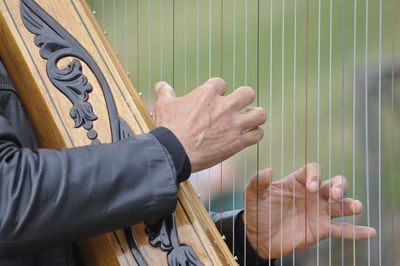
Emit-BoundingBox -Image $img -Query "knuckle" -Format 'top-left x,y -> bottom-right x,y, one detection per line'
247,128 -> 264,145
236,137 -> 245,150
216,101 -> 233,120
332,176 -> 348,190
226,97 -> 238,111
228,135 -> 244,152
233,133 -> 245,148
199,86 -> 216,99
231,115 -> 241,129
201,83 -> 213,91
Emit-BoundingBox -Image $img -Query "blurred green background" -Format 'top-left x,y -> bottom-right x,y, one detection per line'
88,0 -> 399,265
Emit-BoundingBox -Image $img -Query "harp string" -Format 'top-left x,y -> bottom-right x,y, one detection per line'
124,0 -> 128,73
172,0 -> 175,93
136,0 -> 140,94
328,0 -> 333,264
208,0 -> 212,217
292,0 -> 298,264
256,0 -> 261,263
113,0 -> 116,55
340,0 -> 346,265
160,0 -> 164,81
378,0 -> 383,264
391,1 -> 398,265
148,0 -> 152,111
184,0 -> 187,95
352,0 -> 358,265
244,0 -> 248,263
364,1 -> 371,265
102,0 -> 104,34
316,0 -> 321,263
232,0 -> 237,258
280,0 -> 286,263
208,0 -> 212,80
87,1 -> 399,265
220,0 -> 224,238
172,0 -> 175,88
268,0 -> 273,264
304,0 -> 310,264
195,0 -> 200,201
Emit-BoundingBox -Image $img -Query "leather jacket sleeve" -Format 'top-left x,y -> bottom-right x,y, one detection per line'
0,111 -> 179,257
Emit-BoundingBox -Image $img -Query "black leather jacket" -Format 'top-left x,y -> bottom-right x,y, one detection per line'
0,61 -> 271,265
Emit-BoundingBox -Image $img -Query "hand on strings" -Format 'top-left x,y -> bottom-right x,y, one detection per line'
153,78 -> 267,172
244,163 -> 377,259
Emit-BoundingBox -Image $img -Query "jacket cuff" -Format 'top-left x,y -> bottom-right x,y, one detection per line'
150,127 -> 191,183
235,210 -> 275,266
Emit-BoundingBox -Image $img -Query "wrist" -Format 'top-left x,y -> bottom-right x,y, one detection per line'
242,212 -> 269,260
236,211 -> 274,265
150,127 -> 191,183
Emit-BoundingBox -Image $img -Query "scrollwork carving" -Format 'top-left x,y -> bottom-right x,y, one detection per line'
21,1 -> 201,265
146,213 -> 203,266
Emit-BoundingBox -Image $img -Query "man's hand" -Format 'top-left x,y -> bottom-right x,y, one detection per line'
244,163 -> 377,259
154,78 -> 266,172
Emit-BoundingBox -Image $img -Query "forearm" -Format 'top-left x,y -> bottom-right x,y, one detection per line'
0,115 -> 181,256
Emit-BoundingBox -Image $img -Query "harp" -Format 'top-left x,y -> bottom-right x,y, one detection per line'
0,0 -> 399,265
0,0 -> 235,265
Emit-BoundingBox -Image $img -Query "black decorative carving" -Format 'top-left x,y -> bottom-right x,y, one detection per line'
118,117 -> 135,139
21,2 -> 98,141
146,213 -> 203,266
20,0 -> 122,143
20,0 -> 142,264
20,1 -> 201,265
87,129 -> 98,140
123,228 -> 149,266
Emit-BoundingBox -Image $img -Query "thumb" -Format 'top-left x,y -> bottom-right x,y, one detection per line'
154,81 -> 176,100
248,168 -> 273,192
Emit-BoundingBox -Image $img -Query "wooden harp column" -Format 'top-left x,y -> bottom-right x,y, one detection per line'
0,0 -> 236,265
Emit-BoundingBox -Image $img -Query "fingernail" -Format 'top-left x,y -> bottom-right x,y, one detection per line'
335,188 -> 343,199
308,181 -> 318,193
